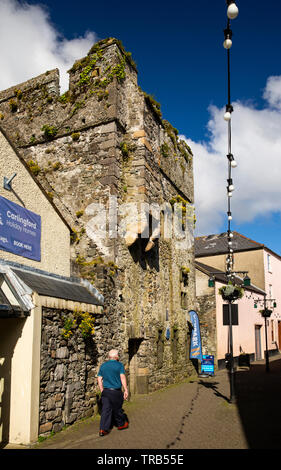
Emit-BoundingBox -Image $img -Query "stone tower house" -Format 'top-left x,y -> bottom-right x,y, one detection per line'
0,38 -> 196,394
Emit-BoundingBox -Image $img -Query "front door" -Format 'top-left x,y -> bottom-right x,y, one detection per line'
255,325 -> 262,360
278,322 -> 281,351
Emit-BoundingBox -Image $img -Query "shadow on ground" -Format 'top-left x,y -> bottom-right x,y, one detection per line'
232,356 -> 281,449
198,380 -> 230,403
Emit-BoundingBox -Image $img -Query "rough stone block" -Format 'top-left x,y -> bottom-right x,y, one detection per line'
56,347 -> 69,359
52,423 -> 63,433
54,364 -> 65,381
133,130 -> 146,139
39,422 -> 53,434
136,375 -> 149,394
100,139 -> 115,150
46,397 -> 56,411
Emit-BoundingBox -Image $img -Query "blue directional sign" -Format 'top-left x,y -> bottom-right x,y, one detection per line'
201,355 -> 215,376
0,195 -> 41,261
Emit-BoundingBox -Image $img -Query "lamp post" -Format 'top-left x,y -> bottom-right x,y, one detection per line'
223,0 -> 239,404
254,297 -> 277,372
208,0 -> 242,404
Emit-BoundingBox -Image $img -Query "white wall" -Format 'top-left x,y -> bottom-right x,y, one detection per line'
0,294 -> 42,445
215,282 -> 268,361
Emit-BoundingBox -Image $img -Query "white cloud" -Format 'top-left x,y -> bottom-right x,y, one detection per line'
181,75 -> 281,236
263,75 -> 281,110
0,0 -> 98,93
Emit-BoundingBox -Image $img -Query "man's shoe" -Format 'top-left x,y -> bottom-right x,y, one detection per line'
118,421 -> 129,430
99,430 -> 109,436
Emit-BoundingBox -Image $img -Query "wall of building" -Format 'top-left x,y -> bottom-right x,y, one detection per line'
196,249 -> 265,290
0,130 -> 70,277
39,306 -> 102,436
0,38 -> 196,402
0,293 -> 41,445
263,249 -> 281,350
195,269 -> 218,363
0,38 -> 196,394
215,281 -> 276,362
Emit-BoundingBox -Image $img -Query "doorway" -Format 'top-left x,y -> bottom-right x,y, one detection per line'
128,338 -> 143,396
255,325 -> 262,360
278,321 -> 281,351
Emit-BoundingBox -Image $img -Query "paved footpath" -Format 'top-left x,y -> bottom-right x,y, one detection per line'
5,355 -> 281,450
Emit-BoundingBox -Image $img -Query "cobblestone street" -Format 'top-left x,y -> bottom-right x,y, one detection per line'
10,354 -> 278,451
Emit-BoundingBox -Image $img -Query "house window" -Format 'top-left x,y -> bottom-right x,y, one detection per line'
269,284 -> 273,299
267,254 -> 272,272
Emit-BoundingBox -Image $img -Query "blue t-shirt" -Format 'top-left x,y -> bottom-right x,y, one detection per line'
98,360 -> 126,389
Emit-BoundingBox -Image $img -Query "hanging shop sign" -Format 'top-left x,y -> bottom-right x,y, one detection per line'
0,195 -> 41,261
189,310 -> 203,362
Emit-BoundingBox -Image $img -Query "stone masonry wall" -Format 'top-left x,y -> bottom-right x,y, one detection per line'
196,293 -> 217,362
40,303 -> 128,436
0,38 -> 197,405
40,307 -> 97,435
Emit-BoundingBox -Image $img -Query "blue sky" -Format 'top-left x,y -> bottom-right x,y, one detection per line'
21,0 -> 279,142
1,0 -> 281,255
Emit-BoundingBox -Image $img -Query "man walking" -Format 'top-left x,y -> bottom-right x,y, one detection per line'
97,349 -> 129,436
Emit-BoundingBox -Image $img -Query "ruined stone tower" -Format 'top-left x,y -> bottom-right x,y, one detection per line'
0,38 -> 196,393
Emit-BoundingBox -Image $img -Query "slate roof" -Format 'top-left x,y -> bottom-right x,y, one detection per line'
13,268 -> 104,306
195,260 -> 265,295
195,232 -> 264,257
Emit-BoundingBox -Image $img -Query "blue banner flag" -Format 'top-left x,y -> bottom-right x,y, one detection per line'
189,310 -> 203,362
0,195 -> 41,261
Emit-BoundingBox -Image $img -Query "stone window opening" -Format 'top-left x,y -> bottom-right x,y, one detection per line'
125,210 -> 160,252
180,267 -> 189,310
143,212 -> 160,253
156,329 -> 164,369
127,211 -> 160,271
171,327 -> 179,364
180,268 -> 189,287
181,292 -> 188,310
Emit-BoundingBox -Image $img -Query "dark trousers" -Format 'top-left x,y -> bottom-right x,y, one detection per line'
100,389 -> 126,431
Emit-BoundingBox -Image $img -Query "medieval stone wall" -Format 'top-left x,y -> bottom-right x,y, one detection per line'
196,293 -> 217,362
0,38 -> 196,398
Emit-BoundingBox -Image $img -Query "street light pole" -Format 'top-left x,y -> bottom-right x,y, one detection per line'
223,0 -> 239,403
228,301 -> 235,402
208,0 -> 242,404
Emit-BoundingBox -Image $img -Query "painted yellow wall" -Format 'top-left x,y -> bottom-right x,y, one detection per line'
0,130 -> 70,276
0,294 -> 41,445
195,268 -> 212,296
196,249 -> 265,290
